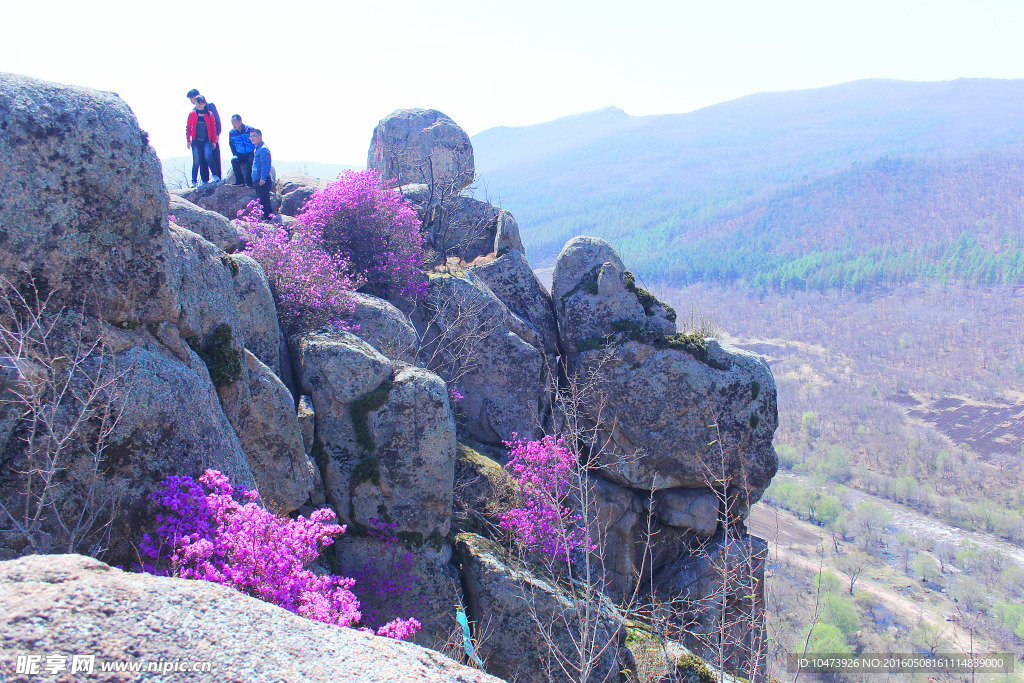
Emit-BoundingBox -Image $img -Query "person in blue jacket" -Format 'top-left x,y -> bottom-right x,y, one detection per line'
250,128 -> 274,217
228,115 -> 255,188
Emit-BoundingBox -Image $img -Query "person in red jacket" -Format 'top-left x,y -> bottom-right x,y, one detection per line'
185,96 -> 219,186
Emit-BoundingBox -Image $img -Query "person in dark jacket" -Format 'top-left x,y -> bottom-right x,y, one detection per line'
228,115 -> 255,187
250,128 -> 274,217
185,96 -> 219,186
187,89 -> 222,180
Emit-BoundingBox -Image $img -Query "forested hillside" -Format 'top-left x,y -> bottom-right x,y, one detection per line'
473,79 -> 1024,292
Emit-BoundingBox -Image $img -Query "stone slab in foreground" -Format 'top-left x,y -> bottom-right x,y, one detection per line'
0,554 -> 501,683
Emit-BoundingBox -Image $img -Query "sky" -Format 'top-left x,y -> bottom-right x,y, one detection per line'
3,0 -> 1024,164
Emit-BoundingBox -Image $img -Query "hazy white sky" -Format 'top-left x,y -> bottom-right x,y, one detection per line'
3,0 -> 1023,164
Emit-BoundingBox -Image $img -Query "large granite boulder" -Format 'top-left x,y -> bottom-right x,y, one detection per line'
168,194 -> 240,252
368,109 -> 474,191
454,533 -> 627,683
0,74 -> 318,565
471,250 -> 559,356
275,172 -> 326,217
47,335 -> 257,564
0,554 -> 503,683
567,339 -> 778,496
582,476 -> 695,602
415,273 -> 547,444
349,292 -> 419,364
0,72 -> 178,324
166,225 -> 242,338
293,332 -> 456,538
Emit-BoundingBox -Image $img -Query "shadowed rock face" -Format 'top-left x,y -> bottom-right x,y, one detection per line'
413,272 -> 547,445
0,554 -> 503,683
454,533 -> 627,683
368,109 -> 475,191
0,72 -> 178,323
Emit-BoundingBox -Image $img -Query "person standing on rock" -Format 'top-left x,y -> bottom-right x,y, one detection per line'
186,96 -> 219,186
228,115 -> 255,188
187,89 -> 222,180
250,128 -> 273,217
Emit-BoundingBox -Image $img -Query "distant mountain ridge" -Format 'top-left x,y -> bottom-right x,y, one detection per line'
471,79 -> 1024,291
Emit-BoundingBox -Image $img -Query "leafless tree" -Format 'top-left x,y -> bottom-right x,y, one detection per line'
0,277 -> 132,558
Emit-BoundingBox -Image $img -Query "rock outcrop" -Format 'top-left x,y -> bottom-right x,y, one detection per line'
230,253 -> 284,376
0,72 -> 178,324
0,554 -> 502,683
275,171 -> 326,216
471,250 -> 559,356
415,272 -> 547,444
368,109 -> 474,191
168,194 -> 240,252
455,533 -> 627,683
349,292 -> 419,363
293,332 -> 456,538
172,181 -> 266,221
0,73 -> 315,563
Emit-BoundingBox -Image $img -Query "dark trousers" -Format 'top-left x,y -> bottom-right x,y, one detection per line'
190,141 -> 214,184
256,179 -> 274,218
231,152 -> 254,187
211,143 -> 222,178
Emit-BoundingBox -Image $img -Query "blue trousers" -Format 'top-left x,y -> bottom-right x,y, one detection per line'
191,141 -> 215,184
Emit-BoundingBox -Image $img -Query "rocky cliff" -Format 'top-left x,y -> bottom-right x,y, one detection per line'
0,72 -> 778,682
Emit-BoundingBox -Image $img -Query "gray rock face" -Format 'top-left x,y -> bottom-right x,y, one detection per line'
652,488 -> 720,535
415,273 -> 547,444
0,554 -> 503,683
294,332 -> 392,406
275,172 -> 325,216
471,250 -> 559,356
293,333 -> 456,538
349,292 -> 419,363
93,338 -> 257,564
455,533 -> 627,683
166,225 -> 242,339
217,351 -> 315,514
368,109 -> 474,191
0,72 -> 178,324
230,254 -> 283,376
568,339 -> 778,495
334,536 -> 463,654
168,194 -> 240,252
654,533 -> 768,673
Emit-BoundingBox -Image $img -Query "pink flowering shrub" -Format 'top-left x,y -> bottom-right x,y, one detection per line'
237,201 -> 363,332
297,169 -> 427,301
500,434 -> 595,561
140,469 -> 420,639
447,384 -> 463,406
